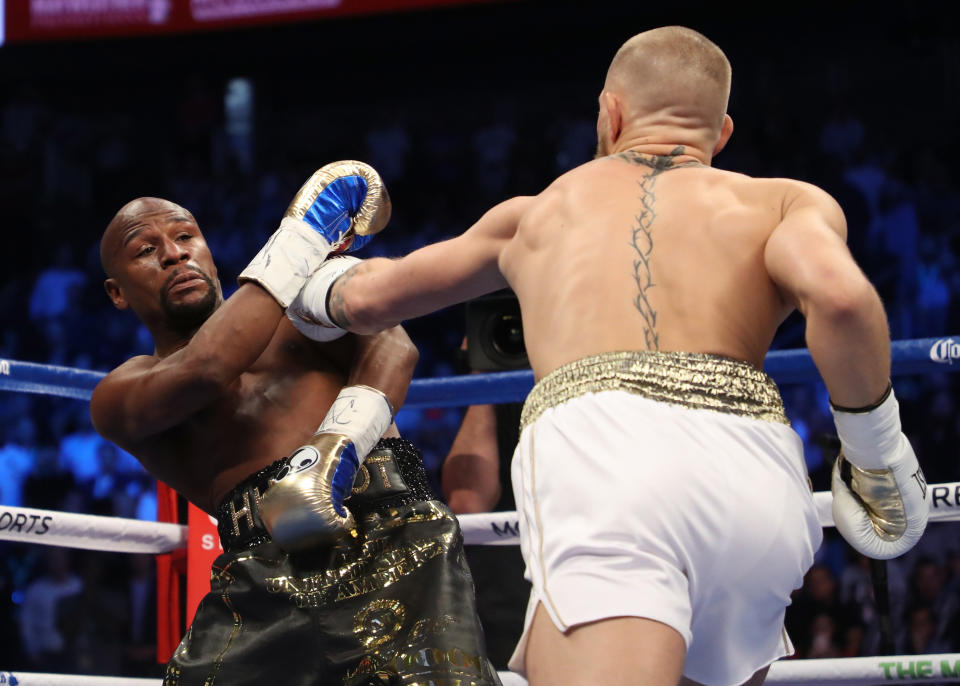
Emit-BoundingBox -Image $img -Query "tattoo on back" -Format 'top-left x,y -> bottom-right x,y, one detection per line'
614,146 -> 697,351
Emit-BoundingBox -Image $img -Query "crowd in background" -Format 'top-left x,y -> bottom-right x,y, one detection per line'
1,4 -> 960,675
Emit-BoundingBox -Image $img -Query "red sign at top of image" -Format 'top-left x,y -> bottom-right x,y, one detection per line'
2,0 -> 498,42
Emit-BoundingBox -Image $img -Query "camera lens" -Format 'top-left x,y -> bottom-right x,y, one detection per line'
466,290 -> 529,370
491,314 -> 525,357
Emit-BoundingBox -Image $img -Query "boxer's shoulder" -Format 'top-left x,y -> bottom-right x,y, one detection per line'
91,354 -> 159,418
108,353 -> 161,375
712,174 -> 838,219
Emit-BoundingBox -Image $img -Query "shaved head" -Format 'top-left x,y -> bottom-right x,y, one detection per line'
100,197 -> 196,277
99,196 -> 221,338
604,26 -> 731,134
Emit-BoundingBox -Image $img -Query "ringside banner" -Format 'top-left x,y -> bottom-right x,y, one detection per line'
2,0 -> 499,43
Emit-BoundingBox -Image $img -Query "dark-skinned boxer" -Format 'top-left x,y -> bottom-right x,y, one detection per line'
92,162 -> 500,686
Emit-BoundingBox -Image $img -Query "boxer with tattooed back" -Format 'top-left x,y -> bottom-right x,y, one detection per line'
286,28 -> 927,686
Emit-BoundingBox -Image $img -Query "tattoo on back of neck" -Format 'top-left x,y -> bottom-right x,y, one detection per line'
612,145 -> 702,172
623,146 -> 693,350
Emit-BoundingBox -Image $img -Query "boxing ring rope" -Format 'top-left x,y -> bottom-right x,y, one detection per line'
4,483 -> 960,551
4,653 -> 960,685
2,335 -> 960,685
3,336 -> 959,406
0,505 -> 186,552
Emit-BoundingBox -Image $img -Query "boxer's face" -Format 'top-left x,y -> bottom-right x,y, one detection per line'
103,199 -> 223,333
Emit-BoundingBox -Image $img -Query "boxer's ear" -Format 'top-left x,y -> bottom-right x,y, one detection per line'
602,91 -> 623,143
597,90 -> 623,154
713,114 -> 734,156
104,278 -> 128,310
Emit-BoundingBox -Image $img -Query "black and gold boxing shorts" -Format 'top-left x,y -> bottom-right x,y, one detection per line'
164,438 -> 501,686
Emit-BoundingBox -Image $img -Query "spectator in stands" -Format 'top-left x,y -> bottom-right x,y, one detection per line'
901,606 -> 952,655
0,416 -> 37,507
58,554 -> 127,674
0,555 -> 26,669
787,564 -> 865,658
19,547 -> 83,670
123,554 -> 159,676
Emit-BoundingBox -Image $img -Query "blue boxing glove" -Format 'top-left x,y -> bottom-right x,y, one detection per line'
260,385 -> 394,551
239,160 -> 391,308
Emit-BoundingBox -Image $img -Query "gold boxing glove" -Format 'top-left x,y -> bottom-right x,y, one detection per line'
259,385 -> 393,551
830,385 -> 928,559
238,160 -> 390,308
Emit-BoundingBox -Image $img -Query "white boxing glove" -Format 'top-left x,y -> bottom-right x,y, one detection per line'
830,385 -> 928,560
238,160 -> 389,308
286,256 -> 360,342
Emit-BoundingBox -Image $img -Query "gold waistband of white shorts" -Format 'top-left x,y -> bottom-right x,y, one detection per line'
520,350 -> 789,430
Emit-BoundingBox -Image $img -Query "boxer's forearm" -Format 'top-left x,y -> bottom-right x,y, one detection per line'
327,258 -> 396,333
179,284 -> 284,384
93,284 -> 284,443
328,256 -> 458,334
803,278 -> 891,407
324,198 -> 525,333
347,326 -> 419,415
329,253 -> 506,335
442,404 -> 501,514
445,462 -> 501,514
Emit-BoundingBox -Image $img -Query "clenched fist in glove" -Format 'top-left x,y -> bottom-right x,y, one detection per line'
239,160 -> 390,309
831,385 -> 928,560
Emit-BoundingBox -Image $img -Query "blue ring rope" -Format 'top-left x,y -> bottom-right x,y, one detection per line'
1,336 -> 958,407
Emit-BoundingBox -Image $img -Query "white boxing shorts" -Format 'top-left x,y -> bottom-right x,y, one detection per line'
507,351 -> 823,686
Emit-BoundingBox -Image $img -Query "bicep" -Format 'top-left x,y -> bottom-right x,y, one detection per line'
90,354 -> 224,445
390,197 -> 530,304
764,187 -> 854,312
347,197 -> 531,328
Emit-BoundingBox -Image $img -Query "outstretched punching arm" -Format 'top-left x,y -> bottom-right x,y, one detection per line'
292,196 -> 533,336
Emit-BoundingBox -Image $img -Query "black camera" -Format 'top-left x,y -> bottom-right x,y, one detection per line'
465,290 -> 529,371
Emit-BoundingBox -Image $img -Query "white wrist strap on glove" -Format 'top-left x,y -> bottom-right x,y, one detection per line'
318,384 -> 393,460
830,386 -> 928,559
238,216 -> 333,308
286,256 -> 360,342
258,384 -> 393,551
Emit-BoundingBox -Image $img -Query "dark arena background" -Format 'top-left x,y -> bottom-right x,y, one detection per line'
1,0 -> 960,680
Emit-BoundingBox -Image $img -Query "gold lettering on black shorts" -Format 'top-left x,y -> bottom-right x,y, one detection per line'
228,488 -> 262,536
266,533 -> 455,607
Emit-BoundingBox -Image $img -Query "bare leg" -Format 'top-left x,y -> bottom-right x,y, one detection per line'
525,602 -> 686,686
680,665 -> 770,686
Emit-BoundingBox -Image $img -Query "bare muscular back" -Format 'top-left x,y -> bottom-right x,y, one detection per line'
499,153 -> 797,379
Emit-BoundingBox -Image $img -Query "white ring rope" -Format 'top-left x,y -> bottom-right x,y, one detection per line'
0,675 -> 153,685
0,505 -> 186,553
2,482 -> 959,552
766,653 -> 960,684
4,654 -> 960,685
